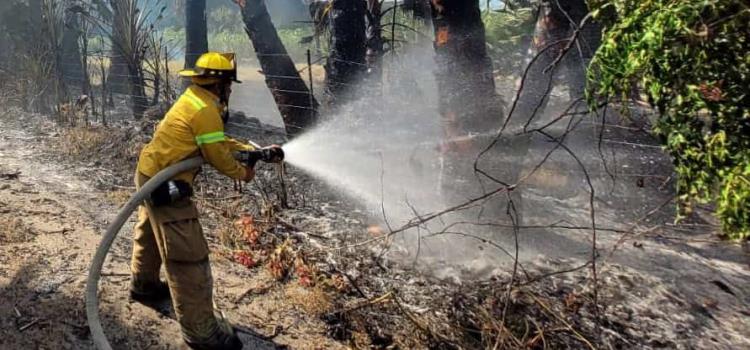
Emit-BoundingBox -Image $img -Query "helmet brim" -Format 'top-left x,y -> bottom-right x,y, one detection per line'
178,69 -> 201,77
179,68 -> 241,84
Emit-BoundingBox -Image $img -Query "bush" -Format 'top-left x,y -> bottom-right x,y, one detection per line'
588,0 -> 750,239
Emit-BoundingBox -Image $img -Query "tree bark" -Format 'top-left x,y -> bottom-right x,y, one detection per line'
184,0 -> 208,69
403,0 -> 429,20
127,64 -> 148,119
61,10 -> 84,91
325,0 -> 367,107
365,0 -> 383,83
514,0 -> 601,123
431,0 -> 502,136
108,2 -> 129,94
239,0 -> 318,137
0,32 -> 8,69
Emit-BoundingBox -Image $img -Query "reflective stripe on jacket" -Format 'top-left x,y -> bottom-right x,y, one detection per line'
137,84 -> 254,184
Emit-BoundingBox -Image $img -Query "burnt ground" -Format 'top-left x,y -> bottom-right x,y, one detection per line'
1,106 -> 749,350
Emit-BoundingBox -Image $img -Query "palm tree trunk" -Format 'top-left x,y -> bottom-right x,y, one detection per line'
431,0 -> 502,135
365,0 -> 383,84
61,10 -> 84,90
128,64 -> 148,119
239,0 -> 318,137
325,0 -> 367,107
108,2 -> 129,94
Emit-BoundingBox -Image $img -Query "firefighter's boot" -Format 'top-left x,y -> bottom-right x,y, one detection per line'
129,278 -> 171,304
184,327 -> 243,350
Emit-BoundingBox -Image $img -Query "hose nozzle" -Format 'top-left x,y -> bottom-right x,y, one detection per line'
238,145 -> 284,167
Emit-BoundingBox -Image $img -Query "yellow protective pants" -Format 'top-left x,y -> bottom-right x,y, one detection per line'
130,172 -> 220,342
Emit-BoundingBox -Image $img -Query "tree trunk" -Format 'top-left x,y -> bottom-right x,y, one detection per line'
0,32 -> 8,69
365,0 -> 383,83
80,24 -> 90,97
79,17 -> 93,122
239,0 -> 318,137
325,0 -> 367,107
61,10 -> 84,91
403,0 -> 429,20
0,1 -> 10,68
514,0 -> 601,125
184,0 -> 208,69
128,64 -> 148,119
108,3 -> 129,94
431,0 -> 502,136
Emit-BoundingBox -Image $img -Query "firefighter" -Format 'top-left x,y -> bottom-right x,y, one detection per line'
129,52 -> 254,350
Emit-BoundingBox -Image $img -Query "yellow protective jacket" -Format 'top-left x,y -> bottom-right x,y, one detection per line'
137,84 -> 254,184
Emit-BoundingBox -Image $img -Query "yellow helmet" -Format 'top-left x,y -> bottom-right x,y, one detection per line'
179,52 -> 241,84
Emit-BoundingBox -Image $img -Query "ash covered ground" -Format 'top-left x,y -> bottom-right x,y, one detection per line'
1,102 -> 748,349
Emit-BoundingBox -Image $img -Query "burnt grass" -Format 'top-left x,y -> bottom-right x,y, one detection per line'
4,108 -> 747,349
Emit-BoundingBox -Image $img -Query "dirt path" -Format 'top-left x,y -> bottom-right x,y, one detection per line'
0,120 -> 188,348
0,117 -> 342,349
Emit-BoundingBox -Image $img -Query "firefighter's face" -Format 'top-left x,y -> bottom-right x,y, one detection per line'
219,82 -> 232,103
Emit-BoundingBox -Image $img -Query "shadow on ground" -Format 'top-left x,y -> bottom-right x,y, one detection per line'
0,262 -> 284,349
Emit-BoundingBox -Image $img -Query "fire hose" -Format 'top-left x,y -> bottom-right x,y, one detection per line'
85,147 -> 284,350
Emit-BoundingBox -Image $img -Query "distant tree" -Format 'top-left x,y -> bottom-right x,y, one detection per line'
61,7 -> 85,89
0,1 -> 24,76
79,0 -> 165,119
0,32 -> 8,70
184,0 -> 208,70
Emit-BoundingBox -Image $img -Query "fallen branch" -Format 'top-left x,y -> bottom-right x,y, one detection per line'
529,293 -> 595,350
391,291 -> 456,346
18,318 -> 40,332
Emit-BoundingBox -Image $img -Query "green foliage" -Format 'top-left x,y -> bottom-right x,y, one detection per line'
588,0 -> 750,239
483,8 -> 536,76
206,5 -> 312,60
207,5 -> 244,34
161,6 -> 313,63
